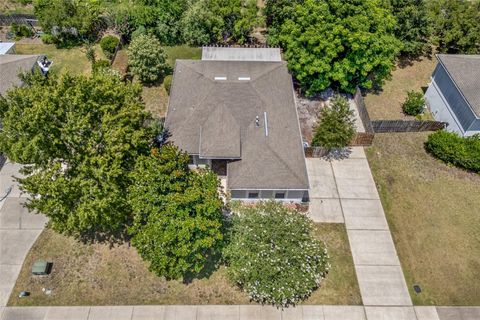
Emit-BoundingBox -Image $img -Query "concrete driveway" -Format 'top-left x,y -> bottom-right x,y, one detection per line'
0,161 -> 47,306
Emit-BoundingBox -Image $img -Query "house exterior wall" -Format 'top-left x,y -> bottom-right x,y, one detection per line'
426,64 -> 480,136
230,189 -> 309,202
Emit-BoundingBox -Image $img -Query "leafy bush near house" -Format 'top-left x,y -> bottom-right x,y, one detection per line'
127,34 -> 168,83
402,90 -> 425,116
425,131 -> 480,173
40,33 -> 54,44
163,75 -> 173,94
224,201 -> 330,307
100,35 -> 119,59
312,96 -> 356,150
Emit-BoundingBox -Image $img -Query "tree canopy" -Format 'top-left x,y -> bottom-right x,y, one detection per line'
128,145 -> 224,279
0,71 -> 152,236
312,95 -> 356,150
268,0 -> 401,95
127,34 -> 168,83
386,0 -> 430,57
427,0 -> 480,54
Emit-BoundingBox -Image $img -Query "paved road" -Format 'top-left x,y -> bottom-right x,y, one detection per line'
307,147 -> 412,307
0,161 -> 47,307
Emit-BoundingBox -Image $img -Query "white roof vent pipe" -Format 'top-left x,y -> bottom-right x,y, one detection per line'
214,76 -> 227,80
238,77 -> 250,81
255,116 -> 260,127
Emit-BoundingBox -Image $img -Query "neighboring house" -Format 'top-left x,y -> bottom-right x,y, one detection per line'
0,54 -> 39,95
425,54 -> 480,136
165,47 -> 309,202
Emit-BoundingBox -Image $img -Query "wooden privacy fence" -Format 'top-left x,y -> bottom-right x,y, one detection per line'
0,14 -> 37,26
354,87 -> 374,134
371,120 -> 446,133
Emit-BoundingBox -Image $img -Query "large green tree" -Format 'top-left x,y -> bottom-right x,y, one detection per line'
0,71 -> 152,236
270,0 -> 400,95
128,145 -> 224,280
386,0 -> 430,57
427,0 -> 480,54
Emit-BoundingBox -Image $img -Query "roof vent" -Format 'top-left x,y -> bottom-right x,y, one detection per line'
264,112 -> 269,136
214,76 -> 227,81
238,77 -> 250,81
255,116 -> 260,127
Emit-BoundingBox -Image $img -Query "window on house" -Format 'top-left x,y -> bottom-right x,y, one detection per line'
248,192 -> 259,199
275,192 -> 285,199
188,156 -> 195,165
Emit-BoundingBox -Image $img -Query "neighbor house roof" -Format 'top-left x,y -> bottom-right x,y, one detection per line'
437,54 -> 480,118
0,54 -> 39,95
165,60 -> 309,190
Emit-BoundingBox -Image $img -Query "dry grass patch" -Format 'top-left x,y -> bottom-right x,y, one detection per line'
15,43 -> 106,75
9,223 -> 359,306
142,83 -> 168,119
364,56 -> 436,120
305,224 -> 362,305
366,132 -> 480,305
0,0 -> 33,13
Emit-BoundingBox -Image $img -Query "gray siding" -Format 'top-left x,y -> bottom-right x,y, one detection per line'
433,64 -> 476,131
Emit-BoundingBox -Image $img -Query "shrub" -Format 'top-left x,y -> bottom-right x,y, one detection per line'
425,130 -> 480,173
100,35 -> 119,59
402,90 -> 425,116
127,34 -> 168,83
224,201 -> 330,307
163,75 -> 173,94
40,33 -> 54,44
11,23 -> 33,38
92,59 -> 111,73
312,95 -> 356,150
131,26 -> 147,39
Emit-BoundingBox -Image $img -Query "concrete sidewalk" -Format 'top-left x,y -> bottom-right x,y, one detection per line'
0,161 -> 47,307
306,148 -> 412,307
7,305 -> 477,320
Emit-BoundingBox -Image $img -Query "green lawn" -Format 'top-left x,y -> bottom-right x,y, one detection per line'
366,132 -> 480,305
164,45 -> 202,67
8,223 -> 360,306
15,43 -> 106,75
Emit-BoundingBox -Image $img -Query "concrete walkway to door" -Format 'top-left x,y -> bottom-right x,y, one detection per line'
306,147 -> 412,308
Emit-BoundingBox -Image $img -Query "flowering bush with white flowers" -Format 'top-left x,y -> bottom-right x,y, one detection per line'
224,201 -> 330,307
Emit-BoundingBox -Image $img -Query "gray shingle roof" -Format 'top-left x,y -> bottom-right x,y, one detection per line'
437,54 -> 480,118
165,60 -> 309,190
0,54 -> 39,95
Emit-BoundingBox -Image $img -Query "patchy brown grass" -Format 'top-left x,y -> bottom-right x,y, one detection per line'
0,0 -> 33,13
366,132 -> 480,305
111,49 -> 128,76
364,57 -> 436,120
9,224 -> 359,306
142,83 -> 168,119
306,224 -> 362,305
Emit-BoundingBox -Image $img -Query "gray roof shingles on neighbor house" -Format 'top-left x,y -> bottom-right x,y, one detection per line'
0,54 -> 39,95
165,59 -> 309,190
437,54 -> 480,117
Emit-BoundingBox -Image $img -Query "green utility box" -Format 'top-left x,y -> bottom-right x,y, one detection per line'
32,260 -> 51,275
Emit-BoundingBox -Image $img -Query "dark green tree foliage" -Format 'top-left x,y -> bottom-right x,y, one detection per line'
427,0 -> 480,54
269,0 -> 400,95
128,145 -> 224,279
312,96 -> 356,149
99,35 -> 120,59
181,0 -> 261,45
0,72 -> 152,236
402,90 -> 425,116
34,0 -> 103,45
387,0 -> 430,57
224,201 -> 330,307
425,131 -> 480,173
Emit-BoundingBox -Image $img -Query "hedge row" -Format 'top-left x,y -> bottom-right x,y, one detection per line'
425,130 -> 480,173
